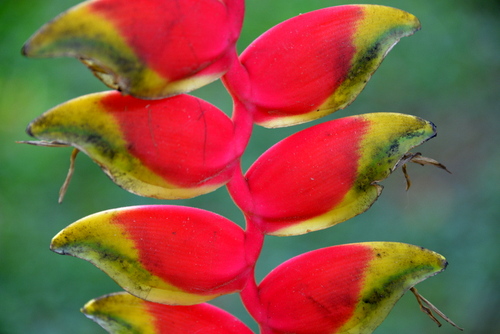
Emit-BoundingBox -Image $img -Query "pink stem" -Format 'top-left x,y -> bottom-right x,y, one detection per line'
224,53 -> 258,221
231,98 -> 255,157
229,170 -> 267,329
223,52 -> 255,156
239,228 -> 277,334
229,169 -> 268,330
226,160 -> 253,214
240,265 -> 265,329
243,213 -> 264,267
222,51 -> 252,103
223,48 -> 272,331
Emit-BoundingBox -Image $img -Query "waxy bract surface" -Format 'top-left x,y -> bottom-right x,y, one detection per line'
83,292 -> 253,334
27,91 -> 239,199
258,242 -> 447,334
240,5 -> 421,127
239,113 -> 436,235
51,206 -> 250,305
22,0 -> 245,98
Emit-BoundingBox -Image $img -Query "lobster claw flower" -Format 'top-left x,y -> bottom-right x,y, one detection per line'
26,91 -> 239,199
236,113 -> 437,236
50,205 -> 250,305
257,242 -> 447,334
22,0 -> 244,99
82,292 -> 254,334
238,5 -> 420,127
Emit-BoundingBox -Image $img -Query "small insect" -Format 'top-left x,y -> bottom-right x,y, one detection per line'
397,152 -> 451,190
411,287 -> 463,330
18,140 -> 78,203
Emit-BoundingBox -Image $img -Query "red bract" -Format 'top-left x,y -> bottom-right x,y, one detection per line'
51,205 -> 252,305
235,5 -> 420,127
83,292 -> 254,333
27,91 -> 240,199
23,0 -> 245,98
232,113 -> 437,235
256,243 -> 447,334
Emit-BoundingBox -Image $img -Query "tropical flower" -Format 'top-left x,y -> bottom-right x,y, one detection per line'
23,1 -> 461,333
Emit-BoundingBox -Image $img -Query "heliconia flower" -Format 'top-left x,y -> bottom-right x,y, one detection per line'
22,0 -> 244,99
82,292 -> 254,334
237,5 -> 421,128
26,91 -> 240,199
232,113 -> 439,236
256,242 -> 447,334
50,205 -> 251,305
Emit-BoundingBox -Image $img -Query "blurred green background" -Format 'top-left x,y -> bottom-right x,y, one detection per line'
1,0 -> 498,333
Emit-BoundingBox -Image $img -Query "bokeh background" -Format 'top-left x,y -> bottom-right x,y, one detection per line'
1,0 -> 499,333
